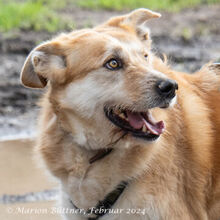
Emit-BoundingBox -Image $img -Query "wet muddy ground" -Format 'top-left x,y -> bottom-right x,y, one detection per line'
0,5 -> 220,140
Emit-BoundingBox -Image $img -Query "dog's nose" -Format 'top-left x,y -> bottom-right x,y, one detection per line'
156,80 -> 178,98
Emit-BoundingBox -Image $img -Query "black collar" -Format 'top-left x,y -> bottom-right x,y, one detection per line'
70,146 -> 127,219
70,181 -> 128,220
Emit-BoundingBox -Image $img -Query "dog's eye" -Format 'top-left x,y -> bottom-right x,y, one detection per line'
105,59 -> 122,70
144,54 -> 148,59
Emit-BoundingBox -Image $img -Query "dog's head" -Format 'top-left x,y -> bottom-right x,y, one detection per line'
21,9 -> 178,149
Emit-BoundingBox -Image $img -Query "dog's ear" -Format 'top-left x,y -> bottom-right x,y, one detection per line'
208,63 -> 220,75
107,8 -> 161,41
20,41 -> 66,88
195,62 -> 220,92
123,8 -> 161,27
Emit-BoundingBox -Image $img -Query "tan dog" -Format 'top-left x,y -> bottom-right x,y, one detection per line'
20,9 -> 220,220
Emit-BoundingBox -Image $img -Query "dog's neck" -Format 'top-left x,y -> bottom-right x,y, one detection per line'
89,148 -> 113,163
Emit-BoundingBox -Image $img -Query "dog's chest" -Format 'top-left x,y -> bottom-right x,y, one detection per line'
63,176 -> 162,220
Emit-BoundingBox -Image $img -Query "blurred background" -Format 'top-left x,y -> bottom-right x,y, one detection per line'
0,1 -> 220,219
0,0 -> 220,140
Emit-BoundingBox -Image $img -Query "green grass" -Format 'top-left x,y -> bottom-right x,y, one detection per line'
0,0 -> 67,32
0,0 -> 219,33
76,0 -> 220,11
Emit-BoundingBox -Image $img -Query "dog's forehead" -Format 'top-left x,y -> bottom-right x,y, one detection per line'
58,29 -> 146,83
104,30 -> 143,53
66,29 -> 143,56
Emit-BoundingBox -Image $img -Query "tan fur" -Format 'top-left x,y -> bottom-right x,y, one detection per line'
21,9 -> 220,220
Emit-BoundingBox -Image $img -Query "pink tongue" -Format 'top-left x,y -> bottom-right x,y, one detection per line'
142,118 -> 164,135
127,111 -> 165,135
127,112 -> 144,129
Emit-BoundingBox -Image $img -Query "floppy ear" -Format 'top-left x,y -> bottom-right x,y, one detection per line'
20,41 -> 66,88
106,8 -> 161,41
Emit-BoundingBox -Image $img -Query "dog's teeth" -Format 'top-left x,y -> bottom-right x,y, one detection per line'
115,109 -> 120,114
119,113 -> 126,119
142,125 -> 147,132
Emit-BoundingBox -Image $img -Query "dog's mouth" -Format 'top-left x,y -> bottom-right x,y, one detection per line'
104,107 -> 165,141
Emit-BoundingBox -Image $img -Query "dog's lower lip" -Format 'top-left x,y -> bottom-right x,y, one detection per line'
104,107 -> 164,141
160,104 -> 169,109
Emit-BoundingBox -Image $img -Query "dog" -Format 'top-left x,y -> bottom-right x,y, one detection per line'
20,8 -> 220,220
